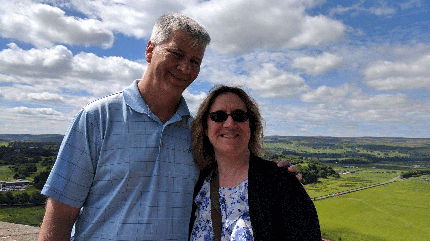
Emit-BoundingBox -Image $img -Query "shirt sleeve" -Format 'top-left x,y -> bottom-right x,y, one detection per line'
41,108 -> 99,208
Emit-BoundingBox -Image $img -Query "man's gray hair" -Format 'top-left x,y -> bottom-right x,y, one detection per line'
150,13 -> 211,47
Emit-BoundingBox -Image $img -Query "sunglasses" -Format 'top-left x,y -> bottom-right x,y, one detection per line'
208,109 -> 249,123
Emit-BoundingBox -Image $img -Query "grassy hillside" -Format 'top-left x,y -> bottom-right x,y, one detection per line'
314,177 -> 430,241
0,205 -> 45,227
304,168 -> 399,198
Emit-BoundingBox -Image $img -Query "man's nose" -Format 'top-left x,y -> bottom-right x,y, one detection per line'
177,59 -> 191,74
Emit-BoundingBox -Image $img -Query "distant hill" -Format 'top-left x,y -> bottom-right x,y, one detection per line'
1,134 -> 428,145
0,134 -> 64,143
264,135 -> 429,144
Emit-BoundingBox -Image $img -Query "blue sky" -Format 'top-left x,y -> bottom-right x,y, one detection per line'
1,0 -> 429,138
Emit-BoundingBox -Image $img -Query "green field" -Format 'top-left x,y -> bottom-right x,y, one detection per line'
314,178 -> 430,241
0,165 -> 15,181
305,168 -> 399,198
0,205 -> 45,227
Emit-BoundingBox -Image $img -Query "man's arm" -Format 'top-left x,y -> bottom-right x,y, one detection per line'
37,198 -> 80,241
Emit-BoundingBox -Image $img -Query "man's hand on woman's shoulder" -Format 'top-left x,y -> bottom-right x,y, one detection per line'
274,159 -> 302,182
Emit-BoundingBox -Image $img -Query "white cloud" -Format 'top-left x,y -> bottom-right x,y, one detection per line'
369,6 -> 396,16
287,15 -> 345,48
0,43 -> 73,79
301,84 -> 360,103
261,87 -> 429,137
349,93 -> 408,108
188,0 -> 345,53
400,0 -> 423,10
0,43 -> 147,135
292,52 -> 343,75
0,1 -> 114,48
364,54 -> 430,90
68,0 -> 185,39
27,92 -> 65,103
2,1 -> 346,54
249,63 -> 310,98
9,106 -> 63,117
183,89 -> 207,115
300,84 -> 423,122
0,43 -> 145,97
329,1 -> 396,17
2,87 -> 65,103
1,106 -> 73,134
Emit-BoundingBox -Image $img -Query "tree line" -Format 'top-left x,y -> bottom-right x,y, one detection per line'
401,169 -> 430,179
262,152 -> 339,184
0,191 -> 46,206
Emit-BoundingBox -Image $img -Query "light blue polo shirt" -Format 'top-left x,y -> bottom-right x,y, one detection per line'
42,80 -> 199,240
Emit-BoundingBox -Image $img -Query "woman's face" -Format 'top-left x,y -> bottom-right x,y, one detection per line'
206,93 -> 251,158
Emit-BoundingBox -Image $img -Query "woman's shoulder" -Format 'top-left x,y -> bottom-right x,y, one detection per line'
250,155 -> 276,168
250,155 -> 289,173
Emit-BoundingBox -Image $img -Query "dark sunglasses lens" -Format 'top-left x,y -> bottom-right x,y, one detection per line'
210,111 -> 228,122
231,110 -> 248,122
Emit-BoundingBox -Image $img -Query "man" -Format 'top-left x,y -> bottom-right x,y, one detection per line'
38,13 -> 210,240
38,13 -> 296,240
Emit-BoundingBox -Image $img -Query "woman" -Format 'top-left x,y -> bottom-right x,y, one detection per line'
189,85 -> 321,240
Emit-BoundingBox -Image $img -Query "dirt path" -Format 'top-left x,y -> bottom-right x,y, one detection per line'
0,221 -> 39,241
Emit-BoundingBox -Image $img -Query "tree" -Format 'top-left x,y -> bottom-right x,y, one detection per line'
15,192 -> 30,205
11,163 -> 38,178
41,156 -> 55,166
30,192 -> 46,206
0,192 -> 6,204
33,171 -> 50,189
4,191 -> 14,205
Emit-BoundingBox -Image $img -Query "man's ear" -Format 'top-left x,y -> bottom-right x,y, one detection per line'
145,41 -> 155,63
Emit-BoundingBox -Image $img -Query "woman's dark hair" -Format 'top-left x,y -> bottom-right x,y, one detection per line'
191,85 -> 263,170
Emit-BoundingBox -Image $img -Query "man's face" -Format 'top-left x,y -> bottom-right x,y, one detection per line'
146,30 -> 206,95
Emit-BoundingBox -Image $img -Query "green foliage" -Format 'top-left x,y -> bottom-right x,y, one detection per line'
33,171 -> 50,190
29,192 -> 47,206
9,163 -> 37,179
3,192 -> 15,205
263,150 -> 339,184
14,192 -> 30,204
0,141 -> 59,165
41,156 -> 55,167
297,160 -> 339,184
401,169 -> 430,178
0,190 -> 46,206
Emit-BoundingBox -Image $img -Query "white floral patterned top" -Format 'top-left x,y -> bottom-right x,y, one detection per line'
190,177 -> 253,241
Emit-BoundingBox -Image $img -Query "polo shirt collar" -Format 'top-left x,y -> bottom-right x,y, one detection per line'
123,80 -> 191,118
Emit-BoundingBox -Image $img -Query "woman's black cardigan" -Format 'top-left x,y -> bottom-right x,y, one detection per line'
189,155 -> 321,240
